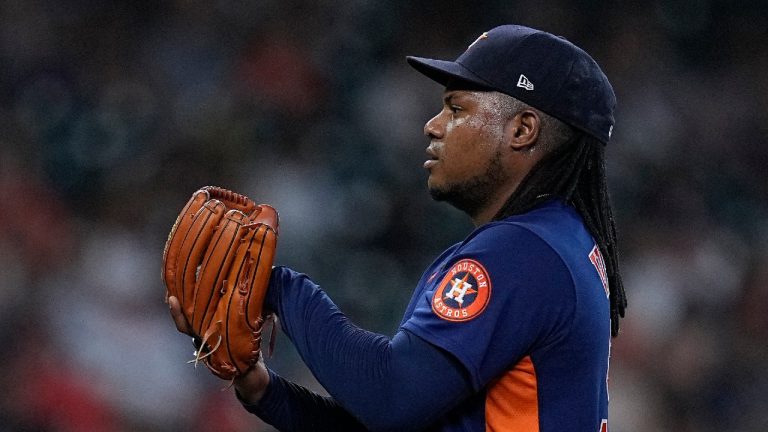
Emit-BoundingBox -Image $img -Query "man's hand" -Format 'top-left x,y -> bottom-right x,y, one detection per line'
168,296 -> 192,335
169,296 -> 271,404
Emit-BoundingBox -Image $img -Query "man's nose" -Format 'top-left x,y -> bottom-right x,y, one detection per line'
424,113 -> 444,139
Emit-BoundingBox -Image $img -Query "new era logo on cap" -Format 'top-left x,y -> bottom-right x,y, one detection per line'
516,74 -> 534,91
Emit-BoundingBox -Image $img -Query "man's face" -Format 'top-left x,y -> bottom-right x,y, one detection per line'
423,90 -> 511,217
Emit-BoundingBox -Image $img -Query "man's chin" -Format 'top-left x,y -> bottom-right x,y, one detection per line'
426,152 -> 505,219
427,176 -> 450,200
428,185 -> 448,202
429,185 -> 467,210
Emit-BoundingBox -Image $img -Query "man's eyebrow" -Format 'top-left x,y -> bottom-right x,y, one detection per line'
443,92 -> 465,105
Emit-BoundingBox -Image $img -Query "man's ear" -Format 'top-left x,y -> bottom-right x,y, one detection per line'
505,109 -> 541,151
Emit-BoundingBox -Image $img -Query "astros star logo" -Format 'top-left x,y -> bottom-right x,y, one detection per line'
431,259 -> 491,322
445,273 -> 477,305
467,32 -> 489,50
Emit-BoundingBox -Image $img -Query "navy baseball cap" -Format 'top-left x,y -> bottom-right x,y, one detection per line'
407,25 -> 616,144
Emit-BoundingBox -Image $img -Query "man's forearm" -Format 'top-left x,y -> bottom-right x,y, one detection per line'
238,368 -> 366,432
265,266 -> 473,431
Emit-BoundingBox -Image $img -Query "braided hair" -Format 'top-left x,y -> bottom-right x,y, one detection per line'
493,120 -> 627,337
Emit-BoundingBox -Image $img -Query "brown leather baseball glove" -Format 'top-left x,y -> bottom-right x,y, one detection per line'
162,186 -> 278,380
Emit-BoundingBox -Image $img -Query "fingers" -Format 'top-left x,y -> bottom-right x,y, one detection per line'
168,296 -> 193,335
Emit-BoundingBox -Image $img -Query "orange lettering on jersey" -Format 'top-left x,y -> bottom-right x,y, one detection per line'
431,259 -> 491,322
589,245 -> 609,298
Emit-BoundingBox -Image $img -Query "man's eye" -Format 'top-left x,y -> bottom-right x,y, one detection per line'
449,105 -> 462,113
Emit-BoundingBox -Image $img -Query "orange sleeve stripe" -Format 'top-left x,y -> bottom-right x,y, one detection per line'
485,355 -> 539,432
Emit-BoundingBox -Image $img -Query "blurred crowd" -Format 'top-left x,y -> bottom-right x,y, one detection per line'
1,1 -> 767,431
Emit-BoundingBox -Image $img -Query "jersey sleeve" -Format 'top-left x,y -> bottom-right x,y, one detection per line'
401,222 -> 577,390
261,267 -> 475,431
238,368 -> 367,431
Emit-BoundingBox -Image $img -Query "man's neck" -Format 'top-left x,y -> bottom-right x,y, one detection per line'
470,186 -> 518,227
470,207 -> 497,227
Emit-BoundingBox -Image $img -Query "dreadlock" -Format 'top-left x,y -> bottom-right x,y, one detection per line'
492,120 -> 627,337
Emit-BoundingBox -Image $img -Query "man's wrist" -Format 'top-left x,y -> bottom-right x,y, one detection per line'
233,363 -> 271,406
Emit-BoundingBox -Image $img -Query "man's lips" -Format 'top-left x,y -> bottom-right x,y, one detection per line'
424,147 -> 439,169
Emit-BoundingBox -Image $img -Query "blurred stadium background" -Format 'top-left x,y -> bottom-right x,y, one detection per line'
1,0 -> 767,431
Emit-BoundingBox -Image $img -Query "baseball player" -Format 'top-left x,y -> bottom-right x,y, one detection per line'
170,24 -> 626,431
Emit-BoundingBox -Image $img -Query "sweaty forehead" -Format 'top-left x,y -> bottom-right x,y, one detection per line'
444,89 -> 507,113
445,91 -> 512,126
444,89 -> 494,103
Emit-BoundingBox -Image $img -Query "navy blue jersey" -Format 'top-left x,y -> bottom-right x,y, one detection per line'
401,200 -> 611,431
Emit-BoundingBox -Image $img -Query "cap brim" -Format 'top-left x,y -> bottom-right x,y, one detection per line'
406,56 -> 495,90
